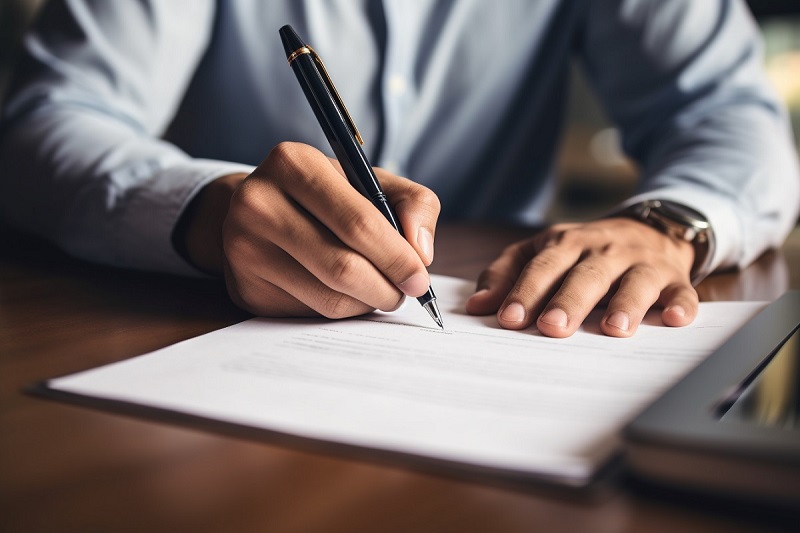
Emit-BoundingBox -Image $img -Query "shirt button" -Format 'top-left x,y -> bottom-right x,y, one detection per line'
387,74 -> 408,96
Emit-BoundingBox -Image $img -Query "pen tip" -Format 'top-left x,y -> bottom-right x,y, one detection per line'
423,300 -> 444,330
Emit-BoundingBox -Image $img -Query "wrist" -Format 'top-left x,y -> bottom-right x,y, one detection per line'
615,199 -> 716,285
173,173 -> 247,274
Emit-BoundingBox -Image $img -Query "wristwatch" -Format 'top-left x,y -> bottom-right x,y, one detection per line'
618,199 -> 716,285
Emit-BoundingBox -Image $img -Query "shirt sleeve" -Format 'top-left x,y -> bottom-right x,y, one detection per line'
578,0 -> 800,273
0,0 -> 254,276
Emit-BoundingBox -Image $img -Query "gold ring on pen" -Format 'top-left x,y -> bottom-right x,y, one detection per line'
287,46 -> 313,64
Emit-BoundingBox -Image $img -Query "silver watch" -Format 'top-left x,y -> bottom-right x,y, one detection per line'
619,199 -> 716,285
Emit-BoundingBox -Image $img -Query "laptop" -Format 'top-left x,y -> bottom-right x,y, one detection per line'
624,291 -> 800,508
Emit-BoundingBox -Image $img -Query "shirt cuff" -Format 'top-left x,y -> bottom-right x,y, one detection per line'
113,159 -> 255,277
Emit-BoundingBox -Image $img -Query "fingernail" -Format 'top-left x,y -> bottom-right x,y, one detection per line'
398,272 -> 429,296
417,227 -> 434,264
539,308 -> 568,328
500,302 -> 526,323
665,305 -> 686,318
606,311 -> 630,332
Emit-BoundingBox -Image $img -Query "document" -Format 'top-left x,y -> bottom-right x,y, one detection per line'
45,275 -> 766,485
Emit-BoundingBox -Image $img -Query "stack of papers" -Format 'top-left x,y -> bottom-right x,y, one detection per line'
44,275 -> 764,485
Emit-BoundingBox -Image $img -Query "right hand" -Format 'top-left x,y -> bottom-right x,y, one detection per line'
181,142 -> 440,318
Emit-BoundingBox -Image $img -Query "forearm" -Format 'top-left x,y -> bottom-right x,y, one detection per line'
582,0 -> 800,273
0,0 -> 256,274
0,108 -> 253,275
622,104 -> 800,273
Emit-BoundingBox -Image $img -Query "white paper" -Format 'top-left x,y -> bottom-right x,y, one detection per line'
48,275 -> 766,484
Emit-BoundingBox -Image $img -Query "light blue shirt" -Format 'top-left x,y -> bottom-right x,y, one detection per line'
1,0 -> 798,277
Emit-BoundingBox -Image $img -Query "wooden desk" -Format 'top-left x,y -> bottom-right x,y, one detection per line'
1,224 -> 798,533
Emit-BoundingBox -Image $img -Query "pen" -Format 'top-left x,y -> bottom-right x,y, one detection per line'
279,25 -> 443,329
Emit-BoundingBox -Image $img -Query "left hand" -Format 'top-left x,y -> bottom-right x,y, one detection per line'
465,218 -> 698,338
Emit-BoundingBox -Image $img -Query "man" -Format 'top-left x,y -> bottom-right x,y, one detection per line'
1,0 -> 798,337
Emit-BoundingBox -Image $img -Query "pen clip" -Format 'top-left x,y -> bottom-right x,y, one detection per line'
287,46 -> 365,146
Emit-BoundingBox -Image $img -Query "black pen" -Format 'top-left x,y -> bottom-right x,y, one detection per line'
279,25 -> 443,329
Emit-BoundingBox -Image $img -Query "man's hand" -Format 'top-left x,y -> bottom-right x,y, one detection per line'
177,142 -> 440,318
465,218 -> 698,338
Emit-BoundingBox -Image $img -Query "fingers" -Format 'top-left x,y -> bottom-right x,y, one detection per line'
222,237 -> 380,319
536,248 -> 635,337
465,243 -> 527,316
222,142 -> 439,319
658,283 -> 699,327
269,143 -> 432,297
465,237 -> 577,322
599,275 -> 698,337
467,219 -> 699,338
596,264 -> 665,338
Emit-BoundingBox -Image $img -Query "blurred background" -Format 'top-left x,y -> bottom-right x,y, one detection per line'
552,0 -> 800,220
1,0 -> 798,223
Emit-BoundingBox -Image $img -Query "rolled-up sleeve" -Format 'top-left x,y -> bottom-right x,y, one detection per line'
0,0 -> 253,275
579,0 -> 800,273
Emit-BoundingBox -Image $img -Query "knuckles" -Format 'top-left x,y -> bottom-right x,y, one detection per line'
222,228 -> 257,264
324,250 -> 364,294
253,141 -> 325,191
316,291 -> 360,320
388,177 -> 441,220
230,179 -> 271,219
339,206 -> 383,243
409,185 -> 441,217
265,141 -> 310,179
568,261 -> 610,285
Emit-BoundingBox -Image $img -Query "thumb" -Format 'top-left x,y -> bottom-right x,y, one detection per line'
375,169 -> 441,266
